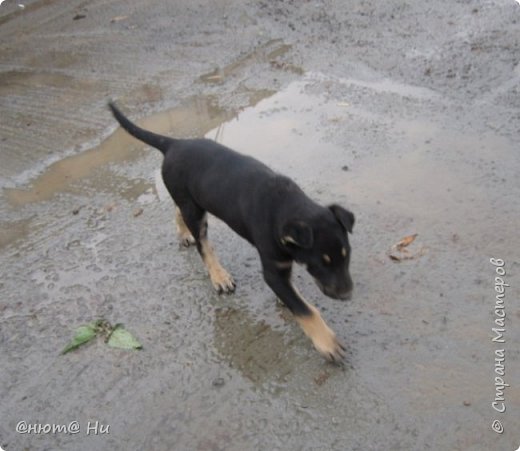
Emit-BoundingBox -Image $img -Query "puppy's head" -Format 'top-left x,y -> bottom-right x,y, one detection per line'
280,204 -> 355,300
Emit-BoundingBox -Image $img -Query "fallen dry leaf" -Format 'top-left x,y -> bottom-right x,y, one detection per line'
110,15 -> 128,23
205,74 -> 223,81
395,233 -> 418,251
388,233 -> 427,262
388,246 -> 428,262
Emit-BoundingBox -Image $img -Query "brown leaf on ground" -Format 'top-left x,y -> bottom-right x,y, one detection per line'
395,233 -> 418,251
110,15 -> 128,23
388,233 -> 427,262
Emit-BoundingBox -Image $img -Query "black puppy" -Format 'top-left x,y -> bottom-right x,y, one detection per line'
109,102 -> 355,361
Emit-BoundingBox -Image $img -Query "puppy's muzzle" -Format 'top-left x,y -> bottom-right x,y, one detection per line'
315,277 -> 353,301
323,286 -> 353,301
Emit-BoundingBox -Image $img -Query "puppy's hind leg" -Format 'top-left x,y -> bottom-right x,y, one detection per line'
175,207 -> 196,247
180,204 -> 236,294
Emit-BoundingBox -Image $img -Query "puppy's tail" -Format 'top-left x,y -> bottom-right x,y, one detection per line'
108,102 -> 172,155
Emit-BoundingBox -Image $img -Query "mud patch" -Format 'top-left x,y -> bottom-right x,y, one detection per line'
0,217 -> 33,249
214,307 -> 296,386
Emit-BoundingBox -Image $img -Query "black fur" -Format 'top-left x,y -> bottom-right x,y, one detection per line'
109,102 -> 354,318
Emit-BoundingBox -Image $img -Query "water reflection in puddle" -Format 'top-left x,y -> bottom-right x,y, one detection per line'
4,72 -> 514,250
3,97 -> 232,206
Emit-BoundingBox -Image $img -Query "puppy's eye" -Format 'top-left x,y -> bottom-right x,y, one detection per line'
322,254 -> 331,265
341,247 -> 347,258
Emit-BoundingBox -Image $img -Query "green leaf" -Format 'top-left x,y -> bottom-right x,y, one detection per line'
107,325 -> 142,350
61,324 -> 98,354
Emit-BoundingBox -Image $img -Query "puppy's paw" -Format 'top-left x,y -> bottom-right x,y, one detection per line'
296,305 -> 345,363
175,212 -> 196,247
210,267 -> 236,294
312,332 -> 346,363
178,231 -> 196,247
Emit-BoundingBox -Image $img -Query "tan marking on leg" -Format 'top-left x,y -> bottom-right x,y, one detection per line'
295,302 -> 345,361
175,207 -> 196,246
200,237 -> 235,293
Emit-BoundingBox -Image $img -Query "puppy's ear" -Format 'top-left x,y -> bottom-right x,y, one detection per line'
329,204 -> 355,234
281,221 -> 314,249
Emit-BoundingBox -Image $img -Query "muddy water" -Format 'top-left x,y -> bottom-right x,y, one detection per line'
3,98 -> 224,206
4,92 -> 272,207
1,73 -> 519,451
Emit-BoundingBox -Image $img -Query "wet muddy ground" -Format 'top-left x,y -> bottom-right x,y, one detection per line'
1,1 -> 520,450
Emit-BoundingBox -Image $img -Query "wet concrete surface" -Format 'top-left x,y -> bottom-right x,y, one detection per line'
1,1 -> 520,450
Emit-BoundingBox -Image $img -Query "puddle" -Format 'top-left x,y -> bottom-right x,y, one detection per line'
200,75 -> 515,236
5,67 -> 514,268
4,73 -> 343,210
214,307 -> 296,385
204,78 -> 350,183
6,72 -> 514,248
4,91 -> 272,207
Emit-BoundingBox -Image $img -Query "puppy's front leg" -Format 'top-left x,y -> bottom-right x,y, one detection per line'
262,262 -> 345,362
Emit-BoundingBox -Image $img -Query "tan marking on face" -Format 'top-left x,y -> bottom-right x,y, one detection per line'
322,254 -> 331,264
341,247 -> 347,258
